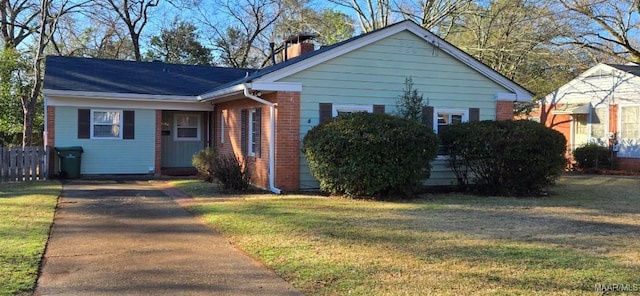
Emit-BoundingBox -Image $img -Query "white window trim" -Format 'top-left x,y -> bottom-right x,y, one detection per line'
332,104 -> 373,117
434,108 -> 469,159
91,109 -> 123,140
433,108 -> 469,134
589,107 -> 608,141
173,113 -> 201,141
248,109 -> 257,156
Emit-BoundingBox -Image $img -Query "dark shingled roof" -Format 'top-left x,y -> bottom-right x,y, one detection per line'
44,56 -> 254,96
607,64 -> 640,76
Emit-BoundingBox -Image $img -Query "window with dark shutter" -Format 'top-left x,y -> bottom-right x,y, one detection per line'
123,110 -> 135,139
78,109 -> 90,139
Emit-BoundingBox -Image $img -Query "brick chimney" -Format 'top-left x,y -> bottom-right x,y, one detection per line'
283,33 -> 315,61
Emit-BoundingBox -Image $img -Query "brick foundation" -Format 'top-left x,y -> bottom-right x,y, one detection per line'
616,157 -> 640,171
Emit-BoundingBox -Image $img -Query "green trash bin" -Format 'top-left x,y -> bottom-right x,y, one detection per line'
55,146 -> 83,179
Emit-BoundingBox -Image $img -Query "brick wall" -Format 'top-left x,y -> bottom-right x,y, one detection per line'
214,92 -> 300,191
617,157 -> 640,171
495,100 -> 514,120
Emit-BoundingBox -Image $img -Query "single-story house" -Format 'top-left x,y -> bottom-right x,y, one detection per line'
43,20 -> 532,192
536,63 -> 640,170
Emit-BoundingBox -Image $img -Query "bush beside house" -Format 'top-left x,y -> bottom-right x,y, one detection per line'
440,120 -> 566,196
193,148 -> 251,190
573,144 -> 612,170
302,113 -> 438,198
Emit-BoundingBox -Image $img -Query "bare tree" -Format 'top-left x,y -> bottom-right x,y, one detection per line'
559,0 -> 640,63
0,0 -> 40,48
194,0 -> 282,68
96,0 -> 159,61
327,0 -> 392,32
395,0 -> 471,37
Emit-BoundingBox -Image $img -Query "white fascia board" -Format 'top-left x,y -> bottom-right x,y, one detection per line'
42,89 -> 197,102
198,84 -> 245,101
247,81 -> 302,92
45,95 -> 213,111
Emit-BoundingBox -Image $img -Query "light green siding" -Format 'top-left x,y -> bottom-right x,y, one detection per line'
278,31 -> 511,189
54,107 -> 156,174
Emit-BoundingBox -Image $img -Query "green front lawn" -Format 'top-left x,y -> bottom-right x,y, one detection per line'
0,181 -> 60,296
174,176 -> 640,295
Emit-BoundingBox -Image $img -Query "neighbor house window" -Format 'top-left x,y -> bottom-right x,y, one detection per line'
621,106 -> 640,139
174,113 -> 201,141
590,107 -> 607,139
92,110 -> 122,139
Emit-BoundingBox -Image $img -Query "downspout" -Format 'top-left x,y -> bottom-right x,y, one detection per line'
242,85 -> 282,194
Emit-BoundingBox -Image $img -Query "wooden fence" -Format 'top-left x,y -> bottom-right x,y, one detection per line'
0,146 -> 50,182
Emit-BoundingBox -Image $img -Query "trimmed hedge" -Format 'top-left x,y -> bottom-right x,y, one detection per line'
302,112 -> 438,198
573,143 -> 611,169
440,120 -> 566,196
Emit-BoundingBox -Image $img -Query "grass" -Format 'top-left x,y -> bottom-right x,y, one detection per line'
0,181 -> 60,296
172,176 -> 640,295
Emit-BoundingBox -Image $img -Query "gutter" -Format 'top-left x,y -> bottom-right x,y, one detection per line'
242,84 -> 282,194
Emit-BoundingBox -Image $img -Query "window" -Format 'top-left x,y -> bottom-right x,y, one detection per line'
248,109 -> 260,156
174,113 -> 201,141
621,106 -> 640,139
590,107 -> 607,138
332,104 -> 373,117
92,110 -> 122,139
434,108 -> 469,156
574,114 -> 588,135
434,109 -> 468,134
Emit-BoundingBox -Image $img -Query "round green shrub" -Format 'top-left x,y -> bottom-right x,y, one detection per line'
192,147 -> 218,182
440,120 -> 566,196
302,112 -> 438,198
573,143 -> 611,169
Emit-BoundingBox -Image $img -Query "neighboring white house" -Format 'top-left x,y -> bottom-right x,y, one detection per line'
540,63 -> 640,170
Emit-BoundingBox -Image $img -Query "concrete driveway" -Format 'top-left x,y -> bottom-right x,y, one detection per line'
34,179 -> 302,296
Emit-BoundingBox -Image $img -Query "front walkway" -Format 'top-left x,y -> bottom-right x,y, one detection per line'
34,179 -> 302,296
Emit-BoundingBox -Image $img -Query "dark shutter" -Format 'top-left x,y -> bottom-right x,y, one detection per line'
241,109 -> 247,155
78,109 -> 90,139
469,108 -> 480,122
373,105 -> 385,114
319,103 -> 332,123
422,106 -> 434,129
254,108 -> 261,158
123,110 -> 135,139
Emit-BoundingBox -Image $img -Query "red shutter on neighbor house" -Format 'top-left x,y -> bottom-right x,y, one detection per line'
469,108 -> 480,122
319,103 -> 332,123
241,109 -> 247,155
373,105 -> 385,114
422,106 -> 434,129
123,110 -> 135,139
78,109 -> 90,139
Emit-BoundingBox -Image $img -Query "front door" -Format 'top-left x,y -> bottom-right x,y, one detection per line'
573,114 -> 588,151
161,111 -> 206,169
